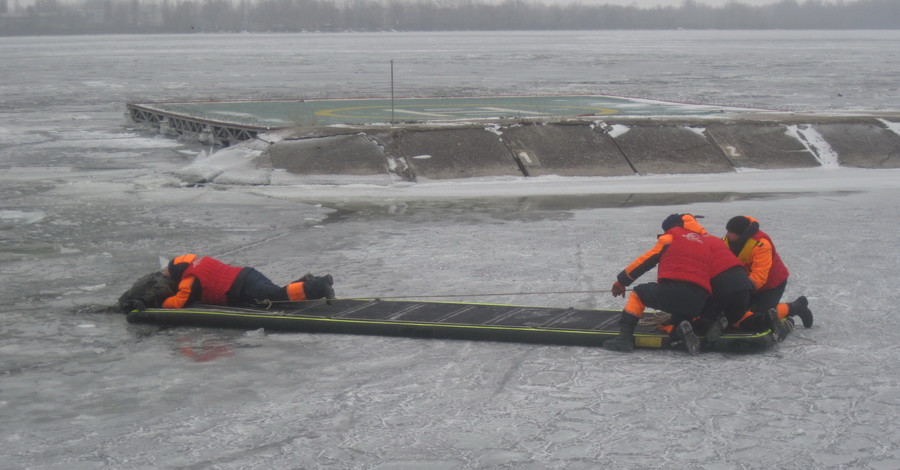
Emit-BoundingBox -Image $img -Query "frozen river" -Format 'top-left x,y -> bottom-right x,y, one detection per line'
2,31 -> 900,469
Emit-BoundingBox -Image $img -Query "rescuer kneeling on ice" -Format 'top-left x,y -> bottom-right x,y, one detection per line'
158,254 -> 335,310
604,215 -> 717,355
723,216 -> 813,330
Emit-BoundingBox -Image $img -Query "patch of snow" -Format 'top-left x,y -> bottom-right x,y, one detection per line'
684,126 -> 707,137
784,125 -> 840,168
606,124 -> 630,138
485,124 -> 504,136
878,119 -> 900,138
174,139 -> 271,185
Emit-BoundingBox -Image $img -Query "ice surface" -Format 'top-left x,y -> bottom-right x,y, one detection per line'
2,31 -> 900,469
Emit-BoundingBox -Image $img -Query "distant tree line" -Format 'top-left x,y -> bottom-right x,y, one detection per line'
1,0 -> 897,35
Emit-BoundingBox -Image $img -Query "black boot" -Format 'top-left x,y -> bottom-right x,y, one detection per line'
787,296 -> 813,328
766,308 -> 787,342
675,320 -> 701,356
303,274 -> 335,302
603,313 -> 638,352
704,314 -> 729,345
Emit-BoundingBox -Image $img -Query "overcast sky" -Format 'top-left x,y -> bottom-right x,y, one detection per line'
12,0 -> 818,7
562,0 -> 782,6
8,0 -> 822,10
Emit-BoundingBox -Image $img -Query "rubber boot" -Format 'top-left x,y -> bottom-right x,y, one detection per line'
767,308 -> 786,342
675,320 -> 701,356
603,313 -> 638,353
704,314 -> 729,345
303,274 -> 335,302
787,296 -> 813,328
292,272 -> 315,284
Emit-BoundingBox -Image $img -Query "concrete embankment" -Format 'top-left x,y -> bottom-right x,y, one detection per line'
189,113 -> 900,184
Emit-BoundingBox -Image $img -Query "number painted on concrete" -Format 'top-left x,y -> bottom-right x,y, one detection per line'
725,145 -> 742,158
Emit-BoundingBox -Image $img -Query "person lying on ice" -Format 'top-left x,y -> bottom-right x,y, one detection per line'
723,215 -> 813,329
605,214 -> 717,355
158,254 -> 335,310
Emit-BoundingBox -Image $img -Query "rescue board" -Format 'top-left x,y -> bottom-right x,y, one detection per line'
126,298 -> 788,352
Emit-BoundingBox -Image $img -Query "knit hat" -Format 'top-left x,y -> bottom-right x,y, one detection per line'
661,213 -> 684,232
166,254 -> 196,280
726,216 -> 751,235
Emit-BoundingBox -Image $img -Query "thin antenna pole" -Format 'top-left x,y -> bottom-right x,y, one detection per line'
390,60 -> 395,124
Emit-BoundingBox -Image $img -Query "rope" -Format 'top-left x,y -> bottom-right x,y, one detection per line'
638,310 -> 671,327
255,288 -> 625,306
341,289 -> 620,300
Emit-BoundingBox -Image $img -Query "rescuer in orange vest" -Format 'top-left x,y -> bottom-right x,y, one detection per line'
648,214 -> 787,344
663,214 -> 785,344
160,254 -> 334,309
605,214 -> 715,355
606,213 -> 788,353
723,216 -> 813,330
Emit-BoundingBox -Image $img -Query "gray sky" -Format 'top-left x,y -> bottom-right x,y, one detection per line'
16,0 -> 810,7
11,0 -> 816,10
559,0 -> 782,6
21,0 -> 807,5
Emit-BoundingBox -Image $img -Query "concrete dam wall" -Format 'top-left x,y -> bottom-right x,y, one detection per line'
257,114 -> 900,184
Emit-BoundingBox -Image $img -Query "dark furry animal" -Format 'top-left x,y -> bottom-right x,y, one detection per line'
116,271 -> 177,313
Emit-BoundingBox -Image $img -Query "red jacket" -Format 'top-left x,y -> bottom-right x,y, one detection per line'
726,216 -> 789,292
617,227 -> 721,292
183,257 -> 243,305
677,214 -> 742,278
731,230 -> 789,292
658,227 -> 712,294
163,255 -> 243,308
703,233 -> 743,278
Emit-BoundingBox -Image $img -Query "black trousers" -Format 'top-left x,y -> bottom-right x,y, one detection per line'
633,279 -> 708,325
749,280 -> 787,315
699,289 -> 751,331
227,267 -> 289,307
699,266 -> 754,328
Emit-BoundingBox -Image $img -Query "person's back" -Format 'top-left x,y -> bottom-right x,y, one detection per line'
657,226 -> 713,294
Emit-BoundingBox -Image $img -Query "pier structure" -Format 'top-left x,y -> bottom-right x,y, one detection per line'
125,95 -> 900,184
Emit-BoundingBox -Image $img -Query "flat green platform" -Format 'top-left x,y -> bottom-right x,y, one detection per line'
126,298 -> 787,353
125,95 -> 755,145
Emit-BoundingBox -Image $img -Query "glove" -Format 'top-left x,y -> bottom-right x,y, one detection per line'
611,281 -> 626,297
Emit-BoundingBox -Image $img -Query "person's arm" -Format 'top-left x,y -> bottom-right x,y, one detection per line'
747,240 -> 774,291
162,276 -> 197,309
616,234 -> 673,287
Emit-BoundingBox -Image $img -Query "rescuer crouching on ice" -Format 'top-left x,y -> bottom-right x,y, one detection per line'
158,254 -> 335,310
604,214 -> 715,355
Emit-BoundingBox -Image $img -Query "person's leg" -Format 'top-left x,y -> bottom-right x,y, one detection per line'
749,282 -> 786,316
720,289 -> 752,327
694,298 -> 722,338
781,295 -> 813,328
640,281 -> 704,355
301,274 -> 335,301
652,281 -> 706,355
233,268 -> 291,307
739,282 -> 790,340
731,307 -> 786,339
603,283 -> 655,353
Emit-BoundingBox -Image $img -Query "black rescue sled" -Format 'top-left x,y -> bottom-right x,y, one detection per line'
126,298 -> 789,353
